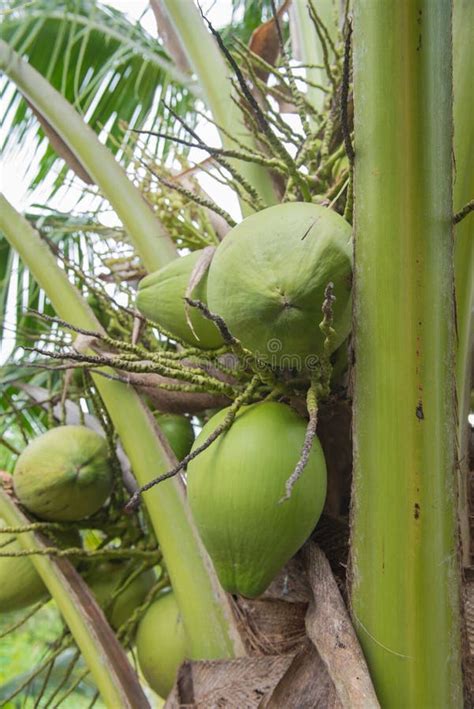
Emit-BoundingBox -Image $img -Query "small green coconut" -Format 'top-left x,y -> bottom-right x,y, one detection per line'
136,250 -> 224,349
0,520 -> 81,612
14,426 -> 113,522
207,202 -> 352,369
85,561 -> 156,631
136,592 -> 188,698
155,413 -> 195,460
187,402 -> 327,598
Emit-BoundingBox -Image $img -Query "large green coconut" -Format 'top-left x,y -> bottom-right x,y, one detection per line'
187,402 -> 327,598
0,520 -> 81,612
207,202 -> 352,369
85,561 -> 156,631
136,250 -> 224,349
136,592 -> 188,698
155,413 -> 195,460
14,426 -> 113,522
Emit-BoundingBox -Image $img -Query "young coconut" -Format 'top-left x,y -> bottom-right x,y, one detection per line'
155,413 -> 195,461
85,561 -> 156,632
0,520 -> 81,612
136,250 -> 224,349
14,426 -> 113,522
207,203 -> 352,369
187,401 -> 327,598
136,591 -> 188,698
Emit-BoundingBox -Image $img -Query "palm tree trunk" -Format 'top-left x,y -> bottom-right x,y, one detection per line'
349,1 -> 463,705
453,0 -> 474,567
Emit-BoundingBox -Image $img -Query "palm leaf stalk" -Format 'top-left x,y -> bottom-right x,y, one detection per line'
0,40 -> 177,273
0,488 -> 150,708
453,0 -> 474,566
161,0 -> 277,211
349,1 -> 463,706
0,195 -> 244,660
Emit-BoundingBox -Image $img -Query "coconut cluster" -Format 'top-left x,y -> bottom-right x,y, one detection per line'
2,204 -> 352,702
136,202 -> 352,368
134,203 -> 352,603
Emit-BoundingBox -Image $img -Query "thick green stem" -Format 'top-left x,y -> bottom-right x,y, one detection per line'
0,488 -> 150,708
0,195 -> 244,660
453,0 -> 474,567
0,40 -> 177,272
350,2 -> 463,706
161,0 -> 277,212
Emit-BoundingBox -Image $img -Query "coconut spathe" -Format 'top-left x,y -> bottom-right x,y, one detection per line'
187,402 -> 327,598
14,426 -> 113,521
207,203 -> 352,369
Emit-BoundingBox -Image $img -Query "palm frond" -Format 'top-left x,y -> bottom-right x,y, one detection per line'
1,0 -> 200,196
0,205 -> 133,358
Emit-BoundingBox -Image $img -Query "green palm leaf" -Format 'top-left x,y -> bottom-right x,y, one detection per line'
1,0 -> 199,196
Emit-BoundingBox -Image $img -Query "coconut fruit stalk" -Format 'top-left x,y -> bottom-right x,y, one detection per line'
187,402 -> 327,598
14,426 -> 113,522
207,203 -> 352,369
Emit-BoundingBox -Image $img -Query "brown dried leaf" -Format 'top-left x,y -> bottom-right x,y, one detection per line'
248,0 -> 291,83
237,596 -> 307,655
303,543 -> 380,708
165,656 -> 293,709
465,573 -> 474,698
262,642 -> 341,708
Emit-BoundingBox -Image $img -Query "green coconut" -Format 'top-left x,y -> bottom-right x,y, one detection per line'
14,426 -> 113,522
85,561 -> 156,631
187,402 -> 327,598
136,592 -> 188,698
0,521 -> 81,612
207,202 -> 352,369
136,250 -> 224,349
155,413 -> 195,460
